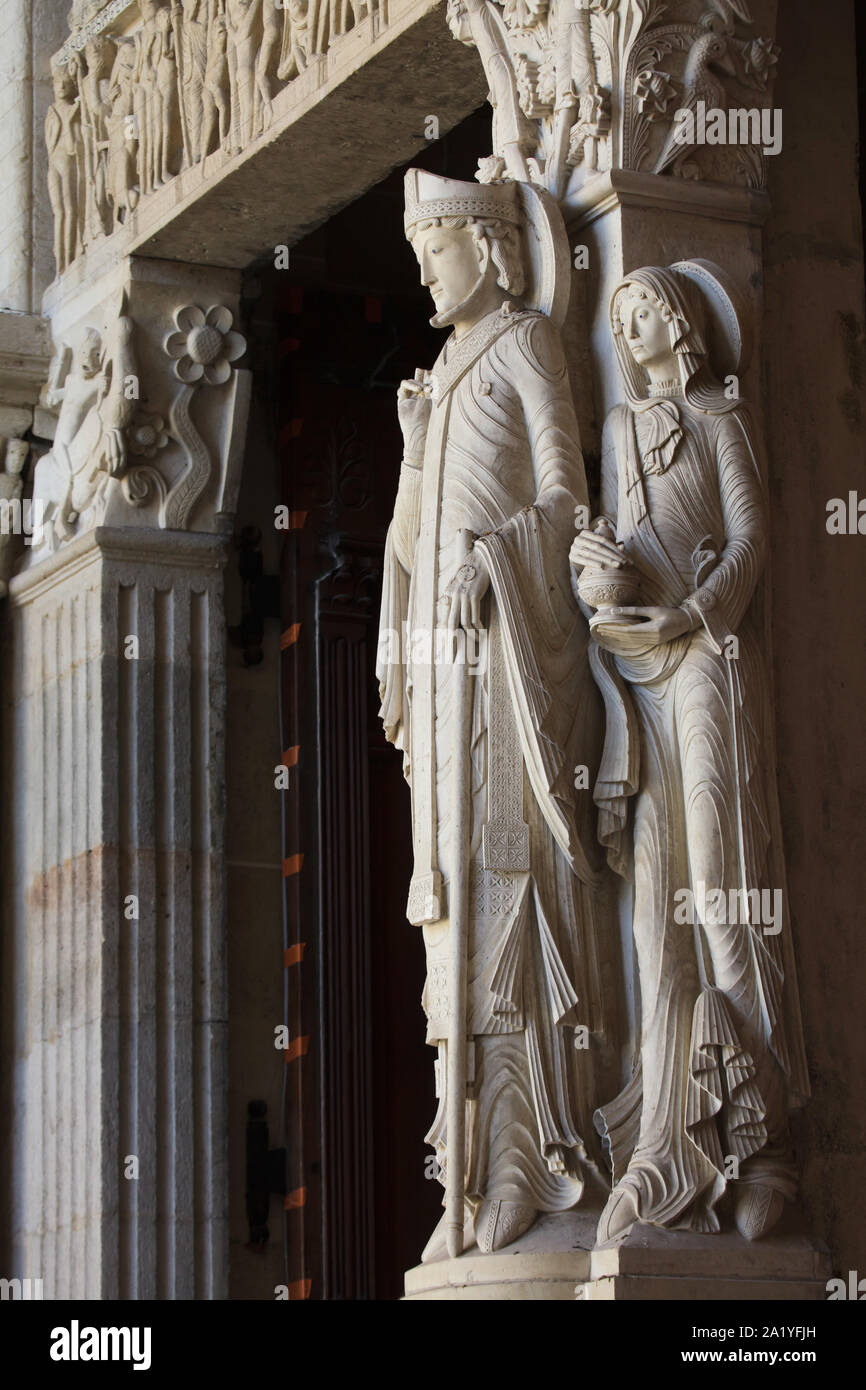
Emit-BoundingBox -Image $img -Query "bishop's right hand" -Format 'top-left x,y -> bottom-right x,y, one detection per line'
398,369 -> 433,461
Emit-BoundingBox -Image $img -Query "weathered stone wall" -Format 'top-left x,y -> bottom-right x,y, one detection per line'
763,0 -> 866,1281
0,1 -> 68,310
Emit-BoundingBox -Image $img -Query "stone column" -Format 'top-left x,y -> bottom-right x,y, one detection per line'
0,254 -> 250,1298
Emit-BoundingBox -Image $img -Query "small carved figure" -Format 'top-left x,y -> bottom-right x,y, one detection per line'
201,11 -> 231,158
46,63 -> 81,272
226,0 -> 262,155
255,0 -> 283,132
277,0 -> 311,81
106,37 -> 140,225
447,0 -> 534,182
156,2 -> 183,180
135,0 -> 180,194
78,37 -> 114,243
30,310 -> 137,552
179,0 -> 210,163
0,439 -> 30,595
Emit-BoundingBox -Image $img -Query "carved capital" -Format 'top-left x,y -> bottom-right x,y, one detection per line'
450,0 -> 780,200
22,258 -> 250,573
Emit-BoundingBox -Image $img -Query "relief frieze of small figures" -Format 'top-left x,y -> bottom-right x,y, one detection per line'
47,0 -> 378,273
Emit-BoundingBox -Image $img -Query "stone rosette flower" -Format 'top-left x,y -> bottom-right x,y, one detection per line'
476,154 -> 507,185
567,85 -> 610,165
127,410 -> 169,458
635,67 -> 678,119
743,37 -> 779,87
164,305 -> 246,386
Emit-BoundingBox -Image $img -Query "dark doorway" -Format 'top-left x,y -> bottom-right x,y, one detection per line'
250,108 -> 490,1299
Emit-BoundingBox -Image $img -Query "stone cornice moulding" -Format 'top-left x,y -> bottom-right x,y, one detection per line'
564,167 -> 771,231
45,253 -> 242,336
8,524 -> 228,607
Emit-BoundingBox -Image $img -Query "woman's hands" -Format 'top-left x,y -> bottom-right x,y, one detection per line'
592,604 -> 692,653
569,525 -> 627,573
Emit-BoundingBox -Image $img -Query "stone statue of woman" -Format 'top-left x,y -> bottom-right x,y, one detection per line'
377,170 -> 610,1260
570,261 -> 810,1245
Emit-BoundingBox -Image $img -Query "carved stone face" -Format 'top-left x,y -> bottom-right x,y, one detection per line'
54,62 -> 77,99
84,37 -> 110,75
618,288 -> 677,376
411,224 -> 484,318
76,330 -> 102,379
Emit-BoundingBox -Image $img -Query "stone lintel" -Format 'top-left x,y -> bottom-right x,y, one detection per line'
42,0 -> 488,299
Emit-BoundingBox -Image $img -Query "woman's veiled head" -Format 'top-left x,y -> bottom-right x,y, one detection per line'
610,265 -> 734,412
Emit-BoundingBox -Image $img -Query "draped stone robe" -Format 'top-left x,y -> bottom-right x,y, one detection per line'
591,396 -> 810,1232
377,304 -> 607,1210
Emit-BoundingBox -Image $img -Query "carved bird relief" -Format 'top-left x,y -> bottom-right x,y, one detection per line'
653,29 -> 736,176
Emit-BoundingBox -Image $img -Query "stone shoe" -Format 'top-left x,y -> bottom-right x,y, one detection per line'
475,1199 -> 536,1253
733,1183 -> 785,1241
596,1183 -> 639,1245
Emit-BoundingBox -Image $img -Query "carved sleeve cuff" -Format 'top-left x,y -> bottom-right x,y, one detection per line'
680,587 -> 729,654
475,503 -> 535,550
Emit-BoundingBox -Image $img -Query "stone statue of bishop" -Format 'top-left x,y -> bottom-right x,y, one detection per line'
377,170 -> 609,1260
